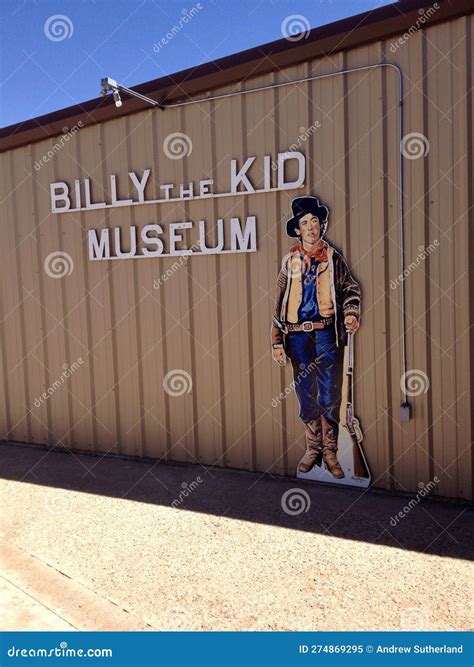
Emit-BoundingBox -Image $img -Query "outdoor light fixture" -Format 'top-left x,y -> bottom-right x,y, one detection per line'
100,77 -> 165,110
112,90 -> 122,108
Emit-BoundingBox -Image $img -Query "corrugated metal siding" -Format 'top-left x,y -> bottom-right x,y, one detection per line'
0,14 -> 472,499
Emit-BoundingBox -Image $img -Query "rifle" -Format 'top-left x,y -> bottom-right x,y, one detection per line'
345,333 -> 370,479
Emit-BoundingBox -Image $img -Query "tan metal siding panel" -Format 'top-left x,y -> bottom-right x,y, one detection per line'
80,124 -> 120,454
424,22 -> 454,499
50,132 -> 93,453
106,114 -> 145,458
28,144 -> 56,448
127,110 -> 169,461
447,15 -> 472,500
11,147 -> 39,444
3,149 -> 31,444
435,20 -> 459,499
450,15 -> 473,500
240,76 -> 268,474
178,96 -> 223,467
158,106 -> 196,465
397,30 -> 431,493
366,43 -> 392,490
390,30 -> 427,494
467,14 -> 474,502
212,87 -> 253,471
33,142 -> 69,447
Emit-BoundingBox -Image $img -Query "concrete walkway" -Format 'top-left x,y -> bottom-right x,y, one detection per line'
0,442 -> 472,631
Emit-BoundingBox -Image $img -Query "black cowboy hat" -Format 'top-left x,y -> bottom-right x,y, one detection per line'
286,196 -> 329,238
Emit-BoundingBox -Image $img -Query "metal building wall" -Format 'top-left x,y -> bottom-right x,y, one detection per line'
0,13 -> 472,499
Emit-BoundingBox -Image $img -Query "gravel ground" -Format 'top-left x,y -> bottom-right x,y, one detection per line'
0,442 -> 472,631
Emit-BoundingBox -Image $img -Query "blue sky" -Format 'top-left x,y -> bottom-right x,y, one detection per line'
0,0 -> 395,128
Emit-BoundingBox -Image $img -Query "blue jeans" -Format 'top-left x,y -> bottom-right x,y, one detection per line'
285,328 -> 344,429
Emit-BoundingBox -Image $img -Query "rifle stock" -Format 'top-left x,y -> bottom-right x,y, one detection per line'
348,416 -> 370,479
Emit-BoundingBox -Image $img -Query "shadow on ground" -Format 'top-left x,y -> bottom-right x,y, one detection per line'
1,441 -> 472,560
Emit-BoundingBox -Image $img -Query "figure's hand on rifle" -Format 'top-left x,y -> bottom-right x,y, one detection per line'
272,346 -> 287,366
344,315 -> 359,334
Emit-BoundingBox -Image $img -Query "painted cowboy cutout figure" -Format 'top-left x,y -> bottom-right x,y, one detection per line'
271,196 -> 361,479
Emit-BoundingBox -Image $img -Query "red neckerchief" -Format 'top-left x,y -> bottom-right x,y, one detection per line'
291,240 -> 328,273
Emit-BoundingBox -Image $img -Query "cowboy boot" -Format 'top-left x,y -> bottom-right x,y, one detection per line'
298,418 -> 323,473
321,415 -> 345,479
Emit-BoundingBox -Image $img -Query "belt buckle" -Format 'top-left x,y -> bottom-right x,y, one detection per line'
302,321 -> 313,332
